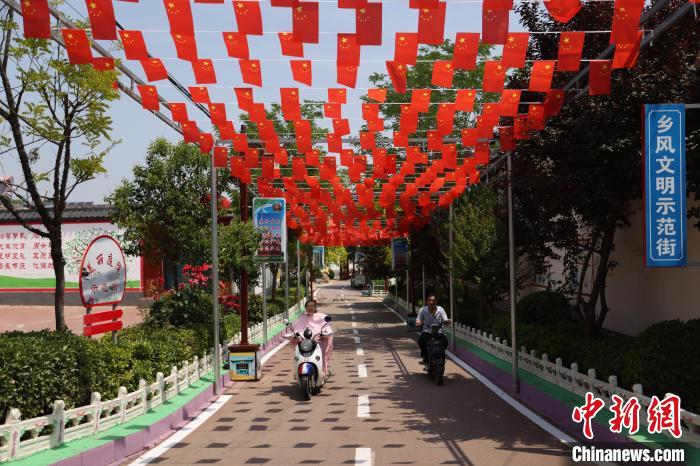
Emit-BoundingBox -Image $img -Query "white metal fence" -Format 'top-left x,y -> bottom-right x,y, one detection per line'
386,294 -> 700,446
0,299 -> 305,463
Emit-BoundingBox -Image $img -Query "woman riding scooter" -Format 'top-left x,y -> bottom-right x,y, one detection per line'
287,299 -> 334,378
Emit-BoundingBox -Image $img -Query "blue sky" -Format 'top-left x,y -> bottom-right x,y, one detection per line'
6,0 -> 522,202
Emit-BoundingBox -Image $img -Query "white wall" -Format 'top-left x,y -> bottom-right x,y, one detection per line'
529,198 -> 700,336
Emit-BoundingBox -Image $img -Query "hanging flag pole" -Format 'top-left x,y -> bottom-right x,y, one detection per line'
297,239 -> 301,313
449,202 -> 455,351
507,151 -> 519,395
209,151 -> 221,395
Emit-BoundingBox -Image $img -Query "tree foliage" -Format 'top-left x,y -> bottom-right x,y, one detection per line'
0,8 -> 119,330
107,139 -> 213,280
511,0 -> 699,335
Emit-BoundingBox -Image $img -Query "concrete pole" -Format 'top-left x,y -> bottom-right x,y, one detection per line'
210,152 -> 221,395
240,182 -> 250,345
296,239 -> 301,314
262,263 -> 268,345
422,265 -> 426,306
449,202 -> 456,351
507,152 -> 520,395
284,258 -> 289,320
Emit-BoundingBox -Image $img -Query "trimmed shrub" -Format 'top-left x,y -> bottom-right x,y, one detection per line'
327,269 -> 335,280
516,290 -> 572,324
145,287 -> 213,327
622,319 -> 700,413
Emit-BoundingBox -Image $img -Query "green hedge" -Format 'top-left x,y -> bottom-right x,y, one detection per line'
479,313 -> 699,412
0,321 -> 229,420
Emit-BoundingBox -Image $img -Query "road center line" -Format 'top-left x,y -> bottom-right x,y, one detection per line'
351,315 -> 356,321
358,364 -> 367,378
354,448 -> 372,466
356,347 -> 364,356
357,394 -> 371,418
354,336 -> 361,344
352,329 -> 358,335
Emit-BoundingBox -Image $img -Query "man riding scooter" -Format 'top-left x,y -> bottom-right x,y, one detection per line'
287,299 -> 334,379
416,294 -> 451,369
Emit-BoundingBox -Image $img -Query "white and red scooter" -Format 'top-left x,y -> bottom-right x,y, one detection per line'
284,315 -> 332,400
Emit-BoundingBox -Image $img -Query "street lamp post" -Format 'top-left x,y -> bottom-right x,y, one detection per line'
209,152 -> 221,395
507,152 -> 519,395
449,202 -> 455,351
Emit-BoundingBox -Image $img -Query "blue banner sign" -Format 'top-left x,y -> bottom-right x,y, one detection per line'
253,197 -> 287,263
391,237 -> 409,271
644,104 -> 686,267
312,246 -> 325,268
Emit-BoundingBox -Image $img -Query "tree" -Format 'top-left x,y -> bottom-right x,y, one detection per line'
218,219 -> 260,291
0,8 -> 119,330
359,246 -> 392,280
107,139 -> 214,285
512,0 -> 699,336
325,246 -> 348,267
452,184 -> 510,319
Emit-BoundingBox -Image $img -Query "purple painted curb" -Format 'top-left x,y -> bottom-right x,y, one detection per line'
51,326 -> 291,466
450,344 -> 640,447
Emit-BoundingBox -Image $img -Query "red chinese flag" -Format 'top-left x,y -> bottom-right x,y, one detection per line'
610,0 -> 644,45
482,61 -> 506,92
362,103 -> 379,120
499,89 -> 521,117
119,31 -> 148,60
612,31 -> 642,69
328,88 -> 347,104
163,0 -> 194,35
240,60 -> 262,86
198,133 -> 214,154
292,2 -> 320,44
337,34 -> 360,67
230,157 -> 247,182
324,103 -> 342,119
481,8 -> 509,45
223,32 -> 249,59
529,60 -> 556,92
431,61 -> 454,87
261,156 -> 275,179
189,86 -> 211,104
367,88 -> 387,103
527,104 -> 546,130
281,88 -> 301,120
85,0 -> 117,40
337,65 -> 359,88
453,33 -> 479,70
290,60 -> 312,86
427,130 -> 443,150
233,1 -> 263,36
192,59 -> 217,84
545,0 -> 582,23
169,103 -> 189,123
400,104 -> 418,134
394,131 -> 409,148
543,90 -> 566,116
209,103 -> 227,125
278,32 -> 304,57
461,128 -> 477,146
588,60 -> 612,95
137,85 -> 159,111
498,126 -> 516,151
367,118 -> 384,132
557,32 -> 585,71
171,33 -> 198,61
292,158 -> 307,181
62,29 -> 93,64
235,87 -> 254,112
214,147 -> 229,168
455,89 -> 477,112
327,133 -> 342,153
181,121 -> 199,144
140,58 -> 169,81
386,61 -> 407,93
333,119 -> 351,136
417,2 -> 446,45
501,33 -> 529,69
411,89 -> 432,113
356,3 -> 383,46
21,0 -> 50,39
274,149 -> 288,165
394,33 -> 418,65
218,121 -> 237,140
360,132 -> 376,150
233,133 -> 249,152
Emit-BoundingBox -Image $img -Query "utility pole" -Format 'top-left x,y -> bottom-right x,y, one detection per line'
507,152 -> 519,395
209,152 -> 221,395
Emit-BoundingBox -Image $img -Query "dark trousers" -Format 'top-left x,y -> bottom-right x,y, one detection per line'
418,331 -> 448,360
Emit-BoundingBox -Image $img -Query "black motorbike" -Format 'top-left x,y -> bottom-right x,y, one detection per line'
426,323 -> 446,385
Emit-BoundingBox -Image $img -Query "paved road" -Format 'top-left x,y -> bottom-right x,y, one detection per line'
134,282 -> 583,465
0,305 -> 142,333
